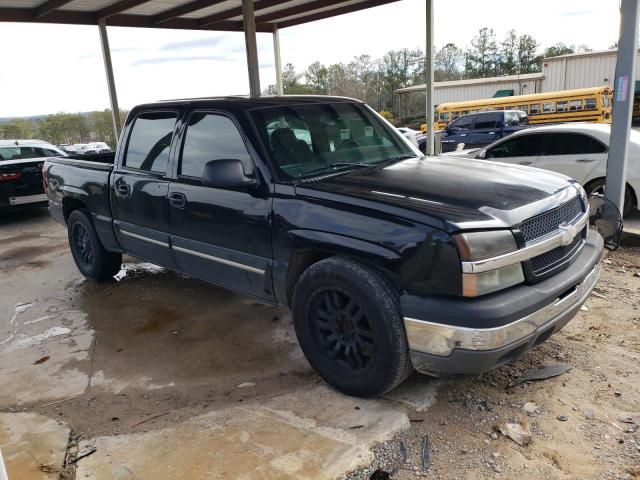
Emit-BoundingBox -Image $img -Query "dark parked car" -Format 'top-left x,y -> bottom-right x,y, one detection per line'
44,96 -> 602,397
438,110 -> 529,153
0,139 -> 66,210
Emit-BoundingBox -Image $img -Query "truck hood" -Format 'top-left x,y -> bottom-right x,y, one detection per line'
297,156 -> 579,231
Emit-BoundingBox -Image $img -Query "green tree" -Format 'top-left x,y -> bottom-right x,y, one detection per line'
500,30 -> 519,75
517,34 -> 542,73
435,43 -> 463,81
466,28 -> 499,77
305,61 -> 329,94
0,118 -> 37,139
544,42 -> 574,58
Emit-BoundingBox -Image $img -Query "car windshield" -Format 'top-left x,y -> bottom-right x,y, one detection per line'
250,102 -> 416,180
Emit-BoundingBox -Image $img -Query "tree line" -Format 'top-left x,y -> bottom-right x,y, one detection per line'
265,28 -> 587,117
0,110 -> 127,147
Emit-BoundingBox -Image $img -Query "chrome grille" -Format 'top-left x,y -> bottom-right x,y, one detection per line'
530,232 -> 583,274
519,196 -> 583,243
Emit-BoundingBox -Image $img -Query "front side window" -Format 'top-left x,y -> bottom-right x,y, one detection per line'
124,112 -> 176,173
180,113 -> 252,178
543,133 -> 607,156
450,115 -> 474,130
486,134 -> 543,158
250,102 -> 413,180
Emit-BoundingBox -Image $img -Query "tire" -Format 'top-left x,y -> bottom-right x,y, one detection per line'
585,179 -> 635,216
292,257 -> 413,398
67,209 -> 122,282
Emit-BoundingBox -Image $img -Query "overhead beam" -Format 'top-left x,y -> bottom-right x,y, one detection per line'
255,0 -> 347,24
0,8 -> 274,31
199,0 -> 290,27
152,0 -> 226,25
34,0 -> 73,18
276,0 -> 399,28
96,0 -> 153,20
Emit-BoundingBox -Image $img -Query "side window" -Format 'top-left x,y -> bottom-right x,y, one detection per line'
543,102 -> 555,113
475,112 -> 501,129
180,112 -> 252,178
0,147 -> 19,160
517,104 -> 529,113
486,134 -> 542,158
584,98 -> 597,110
450,115 -> 473,130
544,133 -> 607,156
569,100 -> 582,111
556,101 -> 568,112
124,112 -> 176,173
529,104 -> 541,114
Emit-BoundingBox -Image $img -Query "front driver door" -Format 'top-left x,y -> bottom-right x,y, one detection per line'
484,132 -> 546,167
168,111 -> 274,300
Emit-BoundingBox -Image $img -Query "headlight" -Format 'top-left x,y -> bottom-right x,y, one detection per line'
454,230 -> 517,261
462,263 -> 524,297
454,230 -> 524,297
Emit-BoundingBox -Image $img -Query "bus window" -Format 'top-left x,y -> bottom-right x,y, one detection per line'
556,101 -> 568,112
530,104 -> 541,114
603,96 -> 612,108
543,102 -> 555,113
584,98 -> 597,110
439,112 -> 450,121
517,105 -> 529,113
569,100 -> 582,111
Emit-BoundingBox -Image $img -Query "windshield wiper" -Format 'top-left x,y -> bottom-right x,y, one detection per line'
301,162 -> 373,178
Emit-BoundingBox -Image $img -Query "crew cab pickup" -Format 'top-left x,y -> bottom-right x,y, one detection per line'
45,96 -> 603,398
440,110 -> 529,153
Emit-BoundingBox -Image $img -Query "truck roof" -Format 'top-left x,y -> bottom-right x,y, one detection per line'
144,95 -> 364,111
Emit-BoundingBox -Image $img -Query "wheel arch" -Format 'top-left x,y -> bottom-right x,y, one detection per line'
584,176 -> 638,210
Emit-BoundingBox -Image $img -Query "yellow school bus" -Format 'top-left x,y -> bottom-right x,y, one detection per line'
420,86 -> 612,132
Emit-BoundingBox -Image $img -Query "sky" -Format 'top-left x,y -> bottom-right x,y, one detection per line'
0,0 -> 622,118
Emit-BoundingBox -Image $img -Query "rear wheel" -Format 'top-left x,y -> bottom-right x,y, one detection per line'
292,257 -> 412,397
67,209 -> 122,282
585,179 -> 634,216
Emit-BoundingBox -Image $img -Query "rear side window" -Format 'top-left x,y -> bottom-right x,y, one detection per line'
543,133 -> 607,155
475,112 -> 501,129
124,112 -> 177,173
180,113 -> 252,178
486,134 -> 542,158
0,146 -> 58,160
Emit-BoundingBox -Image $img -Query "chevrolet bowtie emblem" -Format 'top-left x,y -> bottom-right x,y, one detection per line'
558,222 -> 577,246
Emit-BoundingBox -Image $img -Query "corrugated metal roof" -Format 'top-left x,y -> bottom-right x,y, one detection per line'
0,0 -> 401,31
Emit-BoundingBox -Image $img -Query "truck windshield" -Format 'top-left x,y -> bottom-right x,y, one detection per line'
251,102 -> 416,180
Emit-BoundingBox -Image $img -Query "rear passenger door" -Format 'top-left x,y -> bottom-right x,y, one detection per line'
533,132 -> 607,183
469,112 -> 502,148
168,111 -> 274,300
111,111 -> 178,268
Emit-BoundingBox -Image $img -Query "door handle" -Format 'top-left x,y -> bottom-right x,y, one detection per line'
576,158 -> 596,163
116,183 -> 130,197
169,192 -> 187,209
519,161 -> 533,165
459,133 -> 467,137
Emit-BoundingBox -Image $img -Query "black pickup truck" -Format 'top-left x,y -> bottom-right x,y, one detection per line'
45,96 -> 603,397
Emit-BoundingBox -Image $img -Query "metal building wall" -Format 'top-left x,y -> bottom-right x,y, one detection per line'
434,78 -> 542,104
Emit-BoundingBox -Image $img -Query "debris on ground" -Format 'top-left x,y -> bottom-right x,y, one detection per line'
237,382 -> 256,388
421,435 -> 430,470
509,363 -> 573,387
523,402 -> 539,416
498,421 -> 532,446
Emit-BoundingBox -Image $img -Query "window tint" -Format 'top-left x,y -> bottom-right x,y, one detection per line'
125,112 -> 176,173
543,133 -> 607,156
180,113 -> 252,178
450,115 -> 474,130
486,134 -> 542,158
475,112 -> 501,129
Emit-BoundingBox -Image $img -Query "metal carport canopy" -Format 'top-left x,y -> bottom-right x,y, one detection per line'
0,0 -> 411,140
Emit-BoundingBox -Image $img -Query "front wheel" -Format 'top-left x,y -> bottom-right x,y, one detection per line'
67,209 -> 122,282
292,257 -> 412,398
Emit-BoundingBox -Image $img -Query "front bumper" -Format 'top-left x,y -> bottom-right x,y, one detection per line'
404,229 -> 603,376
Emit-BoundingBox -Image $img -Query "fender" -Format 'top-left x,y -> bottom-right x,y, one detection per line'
288,229 -> 402,261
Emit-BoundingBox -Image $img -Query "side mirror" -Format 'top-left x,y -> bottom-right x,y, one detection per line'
202,159 -> 258,189
477,150 -> 487,160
